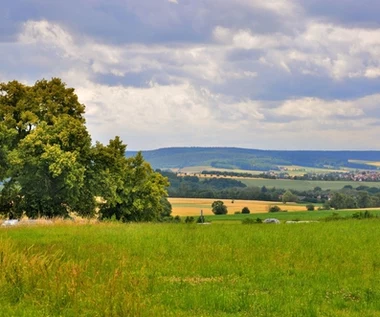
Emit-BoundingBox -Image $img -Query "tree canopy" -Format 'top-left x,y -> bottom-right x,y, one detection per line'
211,200 -> 228,215
0,78 -> 170,221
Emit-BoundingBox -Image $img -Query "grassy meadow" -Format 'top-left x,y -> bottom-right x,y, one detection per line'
2,220 -> 380,316
239,178 -> 379,190
168,197 -> 307,216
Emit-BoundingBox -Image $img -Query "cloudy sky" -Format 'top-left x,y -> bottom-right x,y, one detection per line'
1,0 -> 380,150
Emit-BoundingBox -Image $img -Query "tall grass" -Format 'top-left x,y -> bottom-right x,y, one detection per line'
1,221 -> 380,316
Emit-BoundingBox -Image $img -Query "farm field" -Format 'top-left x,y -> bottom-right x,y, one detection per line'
176,165 -> 265,175
207,209 -> 380,222
349,159 -> 380,167
2,221 -> 380,316
168,197 -> 307,216
175,165 -> 351,176
240,178 -> 380,190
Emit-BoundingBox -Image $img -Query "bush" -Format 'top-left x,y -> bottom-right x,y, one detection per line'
184,216 -> 195,223
306,204 -> 315,211
352,210 -> 374,219
324,212 -> 345,222
196,216 -> 206,223
160,215 -> 182,223
234,211 -> 241,214
242,207 -> 250,214
269,205 -> 281,213
242,217 -> 262,224
211,200 -> 228,215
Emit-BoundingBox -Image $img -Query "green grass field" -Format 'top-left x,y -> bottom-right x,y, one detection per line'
206,209 -> 380,222
2,220 -> 380,316
240,178 -> 380,190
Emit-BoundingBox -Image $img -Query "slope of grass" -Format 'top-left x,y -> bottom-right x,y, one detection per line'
2,221 -> 380,316
240,178 -> 380,190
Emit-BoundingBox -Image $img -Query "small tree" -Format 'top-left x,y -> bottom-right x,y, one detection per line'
306,204 -> 315,211
242,206 -> 250,214
282,190 -> 296,204
269,205 -> 281,212
211,200 -> 228,215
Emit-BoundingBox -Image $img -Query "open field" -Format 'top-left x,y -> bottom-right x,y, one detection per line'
207,209 -> 380,222
349,159 -> 380,167
2,221 -> 380,316
277,165 -> 349,176
175,165 -> 351,176
240,178 -> 380,190
168,197 -> 308,216
175,166 -> 265,175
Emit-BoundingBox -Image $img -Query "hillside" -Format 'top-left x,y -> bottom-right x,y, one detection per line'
126,147 -> 380,171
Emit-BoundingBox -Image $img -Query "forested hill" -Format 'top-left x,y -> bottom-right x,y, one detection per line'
125,147 -> 380,171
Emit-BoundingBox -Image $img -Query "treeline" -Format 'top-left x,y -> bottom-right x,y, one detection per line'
160,171 -> 380,209
0,79 -> 170,221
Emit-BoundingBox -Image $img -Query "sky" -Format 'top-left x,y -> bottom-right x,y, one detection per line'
1,0 -> 380,151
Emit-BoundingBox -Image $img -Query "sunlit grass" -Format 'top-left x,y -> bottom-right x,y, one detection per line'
1,220 -> 380,316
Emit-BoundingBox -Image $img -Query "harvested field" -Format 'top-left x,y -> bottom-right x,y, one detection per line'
168,197 -> 307,216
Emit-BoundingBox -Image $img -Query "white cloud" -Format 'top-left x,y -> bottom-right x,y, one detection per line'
365,68 -> 380,79
2,11 -> 380,150
273,97 -> 366,119
213,22 -> 380,80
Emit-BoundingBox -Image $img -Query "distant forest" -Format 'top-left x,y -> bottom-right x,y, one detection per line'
127,147 -> 380,171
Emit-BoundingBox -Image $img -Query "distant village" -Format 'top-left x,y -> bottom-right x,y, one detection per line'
277,168 -> 380,182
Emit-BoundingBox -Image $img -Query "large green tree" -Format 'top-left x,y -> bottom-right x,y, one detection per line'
97,145 -> 170,222
0,78 -> 170,220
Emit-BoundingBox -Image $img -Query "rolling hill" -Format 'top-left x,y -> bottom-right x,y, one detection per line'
126,147 -> 380,171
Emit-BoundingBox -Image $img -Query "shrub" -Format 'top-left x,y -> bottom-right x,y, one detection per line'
324,212 -> 344,222
242,217 -> 262,224
242,207 -> 250,214
352,210 -> 374,219
196,216 -> 206,223
269,205 -> 281,213
211,200 -> 228,215
234,211 -> 241,214
306,204 -> 315,211
184,216 -> 195,223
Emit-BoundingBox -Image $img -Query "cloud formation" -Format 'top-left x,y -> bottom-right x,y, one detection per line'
1,0 -> 380,150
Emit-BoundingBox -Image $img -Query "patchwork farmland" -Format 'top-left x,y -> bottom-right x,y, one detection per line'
168,197 -> 307,216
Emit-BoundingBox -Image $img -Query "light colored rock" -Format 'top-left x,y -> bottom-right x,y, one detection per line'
263,218 -> 280,224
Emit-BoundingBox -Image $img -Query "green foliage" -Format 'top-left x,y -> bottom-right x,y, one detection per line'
269,205 -> 281,213
242,206 -> 250,214
98,148 -> 169,222
306,204 -> 315,211
352,210 -> 374,219
242,217 -> 262,224
0,78 -> 169,221
184,216 -> 195,223
282,190 -> 297,204
211,200 -> 228,215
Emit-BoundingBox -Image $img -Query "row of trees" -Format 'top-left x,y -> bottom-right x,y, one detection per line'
0,79 -> 170,221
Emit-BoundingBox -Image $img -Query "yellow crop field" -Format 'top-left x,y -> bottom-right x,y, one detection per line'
168,197 -> 307,216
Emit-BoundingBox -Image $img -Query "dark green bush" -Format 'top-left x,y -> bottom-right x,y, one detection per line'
184,216 -> 195,223
242,217 -> 262,224
269,205 -> 281,213
242,207 -> 250,214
